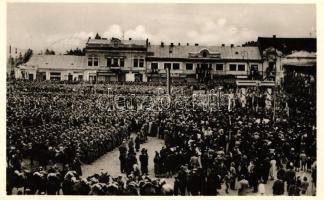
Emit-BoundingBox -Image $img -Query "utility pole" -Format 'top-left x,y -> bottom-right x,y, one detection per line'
167,45 -> 172,95
166,66 -> 171,95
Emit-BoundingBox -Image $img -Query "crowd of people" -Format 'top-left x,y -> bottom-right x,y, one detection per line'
6,79 -> 316,195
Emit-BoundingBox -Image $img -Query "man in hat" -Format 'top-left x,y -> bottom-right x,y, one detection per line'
119,140 -> 127,173
187,168 -> 201,195
286,164 -> 296,192
139,148 -> 148,175
177,165 -> 188,195
135,134 -> 141,152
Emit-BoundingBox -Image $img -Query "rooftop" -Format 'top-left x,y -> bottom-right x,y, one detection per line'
86,38 -> 147,48
21,55 -> 86,69
148,45 -> 261,60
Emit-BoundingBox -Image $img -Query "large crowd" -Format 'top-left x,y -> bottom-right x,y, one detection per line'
6,79 -> 316,195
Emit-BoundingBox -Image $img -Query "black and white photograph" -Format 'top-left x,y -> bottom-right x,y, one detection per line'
4,1 -> 319,197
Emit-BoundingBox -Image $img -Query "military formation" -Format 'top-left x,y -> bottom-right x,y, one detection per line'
6,77 -> 316,195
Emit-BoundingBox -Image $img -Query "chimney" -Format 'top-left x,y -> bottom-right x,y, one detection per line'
129,38 -> 132,40
187,43 -> 189,46
230,44 -> 234,48
273,35 -> 276,38
170,43 -> 174,47
222,44 -> 225,47
178,43 -> 181,46
195,43 -> 199,46
161,42 -> 164,47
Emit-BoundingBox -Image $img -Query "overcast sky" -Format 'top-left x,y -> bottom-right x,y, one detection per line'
7,3 -> 316,53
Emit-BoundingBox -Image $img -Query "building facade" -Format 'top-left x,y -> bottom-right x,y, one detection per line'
257,36 -> 316,85
85,37 -> 148,83
146,43 -> 262,83
15,35 -> 316,85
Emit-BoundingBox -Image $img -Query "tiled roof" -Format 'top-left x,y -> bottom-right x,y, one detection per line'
21,55 -> 86,69
147,45 -> 261,60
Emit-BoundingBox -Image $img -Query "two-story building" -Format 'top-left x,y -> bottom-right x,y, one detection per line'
85,37 -> 148,82
146,43 -> 262,83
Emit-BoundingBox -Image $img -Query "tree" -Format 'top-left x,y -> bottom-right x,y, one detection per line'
65,48 -> 85,56
45,49 -> 55,55
242,41 -> 258,47
22,48 -> 33,63
15,52 -> 23,66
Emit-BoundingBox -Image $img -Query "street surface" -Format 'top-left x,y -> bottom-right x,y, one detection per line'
82,135 -> 315,196
17,134 -> 315,196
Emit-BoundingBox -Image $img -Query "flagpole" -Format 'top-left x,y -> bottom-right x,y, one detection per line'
273,81 -> 277,121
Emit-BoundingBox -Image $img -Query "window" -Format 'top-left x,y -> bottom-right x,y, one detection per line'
203,51 -> 208,57
139,59 -> 144,67
113,58 -> 118,66
186,63 -> 193,70
93,57 -> 99,66
251,64 -> 258,71
88,57 -> 93,66
164,63 -> 171,69
134,59 -> 138,67
173,63 -> 180,70
120,58 -> 124,67
151,63 -> 158,70
50,72 -> 61,76
89,56 -> 99,66
238,64 -> 245,71
107,58 -> 112,66
216,64 -> 224,71
229,64 -> 236,71
50,72 -> 61,81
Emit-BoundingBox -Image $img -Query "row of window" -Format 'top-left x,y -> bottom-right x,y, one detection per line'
134,58 -> 145,68
49,72 -> 84,81
88,57 -> 257,72
229,64 -> 245,71
150,63 -> 258,71
88,57 -> 145,68
107,57 -> 125,67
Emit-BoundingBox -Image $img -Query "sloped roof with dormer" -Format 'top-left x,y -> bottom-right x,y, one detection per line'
147,45 -> 261,61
